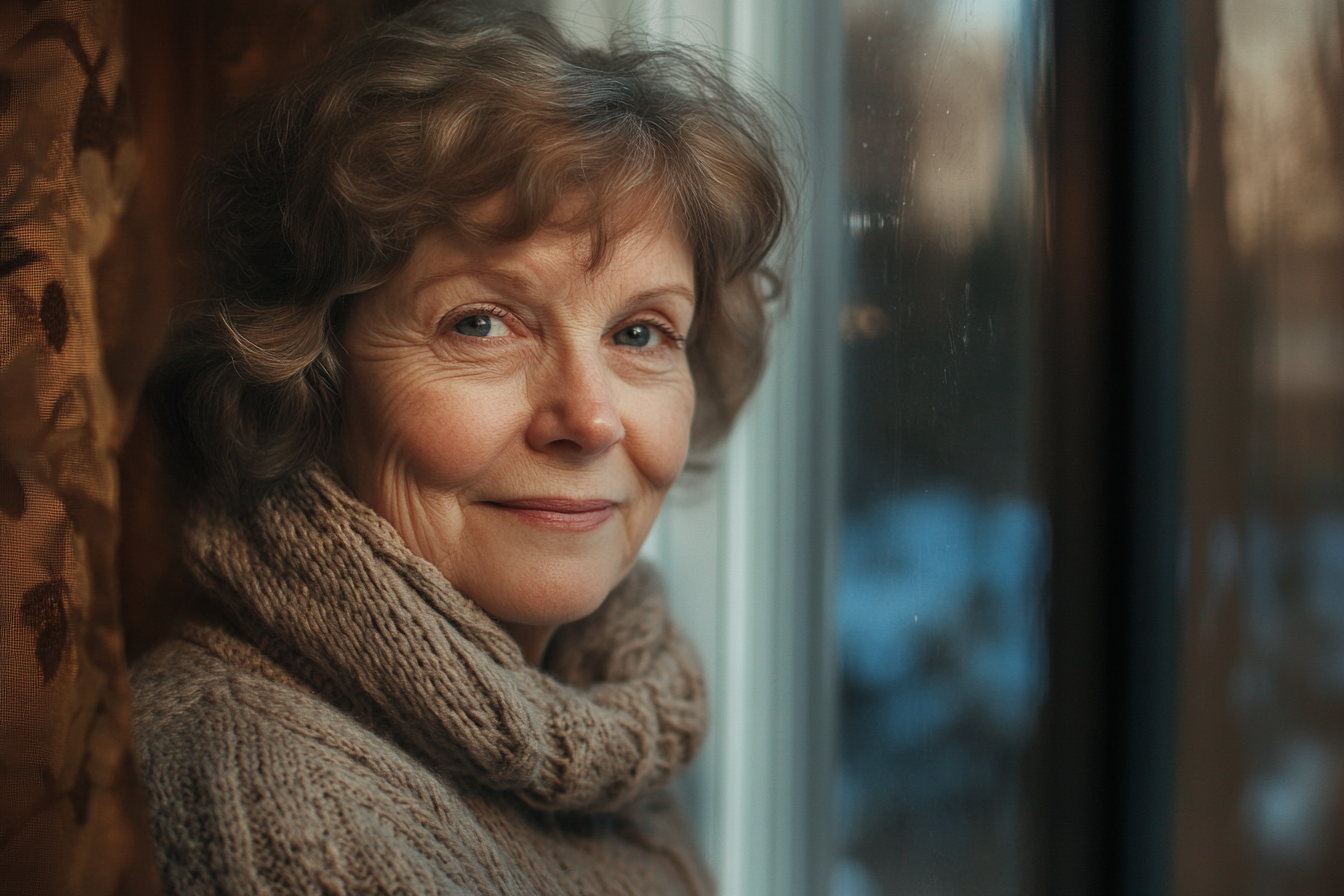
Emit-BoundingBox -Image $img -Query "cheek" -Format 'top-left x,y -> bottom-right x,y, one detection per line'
623,377 -> 696,490
398,393 -> 501,488
346,358 -> 525,493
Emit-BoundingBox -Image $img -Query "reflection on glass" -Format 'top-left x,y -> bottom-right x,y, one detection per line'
834,0 -> 1047,893
1179,0 -> 1344,892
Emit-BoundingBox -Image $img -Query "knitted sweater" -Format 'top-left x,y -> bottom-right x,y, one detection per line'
131,465 -> 713,895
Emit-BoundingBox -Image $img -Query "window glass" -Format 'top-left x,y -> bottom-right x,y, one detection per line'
833,0 -> 1049,893
1177,0 -> 1344,892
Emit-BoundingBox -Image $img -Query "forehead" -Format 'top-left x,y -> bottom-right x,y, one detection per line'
394,218 -> 694,311
451,185 -> 689,269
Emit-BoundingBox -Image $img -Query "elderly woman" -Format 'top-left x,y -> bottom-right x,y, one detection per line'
131,3 -> 788,894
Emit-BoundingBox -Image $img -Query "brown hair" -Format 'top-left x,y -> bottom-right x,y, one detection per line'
150,2 -> 792,506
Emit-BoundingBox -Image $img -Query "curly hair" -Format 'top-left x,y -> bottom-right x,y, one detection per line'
149,2 -> 792,506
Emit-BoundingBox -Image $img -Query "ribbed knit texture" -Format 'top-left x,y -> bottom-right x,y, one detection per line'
131,463 -> 713,895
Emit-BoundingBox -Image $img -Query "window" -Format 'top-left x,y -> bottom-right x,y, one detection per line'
561,0 -> 1344,894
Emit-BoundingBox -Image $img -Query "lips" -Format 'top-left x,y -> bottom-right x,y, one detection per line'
486,498 -> 616,530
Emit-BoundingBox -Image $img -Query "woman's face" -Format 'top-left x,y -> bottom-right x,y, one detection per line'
337,217 -> 696,663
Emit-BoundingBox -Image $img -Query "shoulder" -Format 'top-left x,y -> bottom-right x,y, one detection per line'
133,632 -> 339,744
132,634 -> 344,782
131,634 -> 488,895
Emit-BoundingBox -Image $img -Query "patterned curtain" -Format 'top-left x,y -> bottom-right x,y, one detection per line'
1,2 -> 406,891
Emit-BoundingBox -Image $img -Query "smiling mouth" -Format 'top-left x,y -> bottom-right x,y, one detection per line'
486,498 -> 616,530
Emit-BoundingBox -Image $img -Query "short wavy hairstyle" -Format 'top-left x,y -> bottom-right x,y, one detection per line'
149,2 -> 791,506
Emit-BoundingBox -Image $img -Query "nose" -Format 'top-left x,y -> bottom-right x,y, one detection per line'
525,348 -> 625,459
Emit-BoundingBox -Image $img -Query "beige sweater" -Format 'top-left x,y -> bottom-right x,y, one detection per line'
131,465 -> 713,895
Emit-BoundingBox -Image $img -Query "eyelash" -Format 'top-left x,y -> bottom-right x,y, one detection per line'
441,305 -> 687,349
620,317 -> 687,350
439,303 -> 513,337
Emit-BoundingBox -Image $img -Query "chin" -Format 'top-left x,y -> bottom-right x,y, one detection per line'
462,556 -> 629,629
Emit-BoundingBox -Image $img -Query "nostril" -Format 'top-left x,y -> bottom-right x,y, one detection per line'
526,401 -> 625,457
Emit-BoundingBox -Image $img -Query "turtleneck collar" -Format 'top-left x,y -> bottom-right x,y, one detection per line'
183,463 -> 708,813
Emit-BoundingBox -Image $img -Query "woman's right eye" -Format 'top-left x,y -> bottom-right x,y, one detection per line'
453,314 -> 508,338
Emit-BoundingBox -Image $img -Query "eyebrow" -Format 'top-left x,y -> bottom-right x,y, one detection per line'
412,268 -> 696,310
623,285 -> 697,308
411,265 -> 534,298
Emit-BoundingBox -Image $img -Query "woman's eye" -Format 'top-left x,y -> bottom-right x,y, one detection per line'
613,323 -> 660,348
453,314 -> 507,338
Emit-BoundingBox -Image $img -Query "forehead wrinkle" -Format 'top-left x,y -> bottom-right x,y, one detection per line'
614,285 -> 696,314
409,264 -> 542,301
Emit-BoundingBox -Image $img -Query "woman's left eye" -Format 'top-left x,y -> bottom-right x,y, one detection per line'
612,323 -> 662,348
